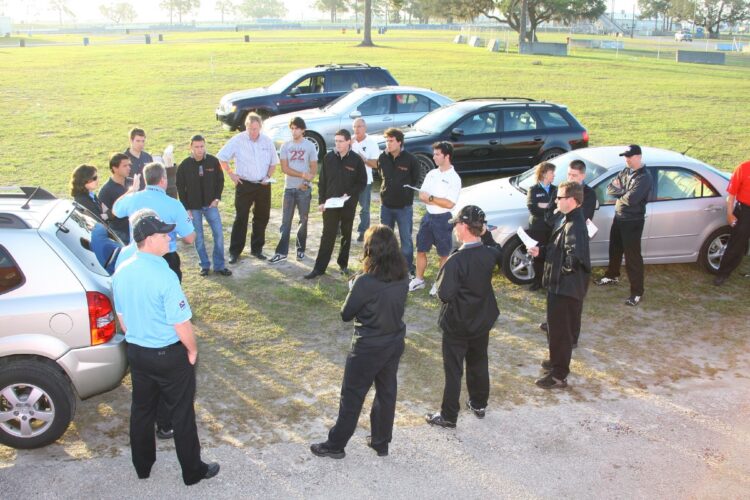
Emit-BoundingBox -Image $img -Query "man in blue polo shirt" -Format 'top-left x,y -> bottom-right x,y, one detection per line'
113,213 -> 219,486
114,162 -> 195,281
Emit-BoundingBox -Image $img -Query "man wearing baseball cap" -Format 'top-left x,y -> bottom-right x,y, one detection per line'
113,213 -> 219,486
595,145 -> 653,307
425,205 -> 500,428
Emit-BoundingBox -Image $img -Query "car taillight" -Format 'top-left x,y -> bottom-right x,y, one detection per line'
582,130 -> 589,143
87,291 -> 116,346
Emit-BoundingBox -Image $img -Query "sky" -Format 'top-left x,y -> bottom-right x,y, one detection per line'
2,0 -> 638,25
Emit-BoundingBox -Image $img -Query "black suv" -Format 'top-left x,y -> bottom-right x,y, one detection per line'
393,98 -> 589,179
215,63 -> 398,131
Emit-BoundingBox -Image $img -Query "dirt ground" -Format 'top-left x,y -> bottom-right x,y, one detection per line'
2,202 -> 749,498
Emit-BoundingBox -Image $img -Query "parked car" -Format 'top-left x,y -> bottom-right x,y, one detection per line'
675,31 -> 693,42
215,63 -> 399,131
0,187 -> 127,449
385,98 -> 589,182
262,86 -> 453,157
452,147 -> 733,284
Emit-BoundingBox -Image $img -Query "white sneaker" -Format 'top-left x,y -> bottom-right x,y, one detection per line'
429,283 -> 438,297
268,254 -> 287,264
408,278 -> 425,292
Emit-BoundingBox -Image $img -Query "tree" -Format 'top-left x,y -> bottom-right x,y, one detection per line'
697,0 -> 750,38
99,2 -> 137,24
314,0 -> 348,22
238,0 -> 286,18
638,0 -> 672,30
389,0 -> 404,22
361,0 -> 374,45
160,0 -> 200,24
215,0 -> 235,22
49,0 -> 75,25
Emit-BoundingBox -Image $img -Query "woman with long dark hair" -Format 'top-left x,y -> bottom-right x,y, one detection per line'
70,164 -> 106,221
311,225 -> 409,459
526,161 -> 557,291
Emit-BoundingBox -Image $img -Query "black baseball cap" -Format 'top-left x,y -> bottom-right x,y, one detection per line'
619,144 -> 642,157
132,215 -> 175,243
449,205 -> 486,226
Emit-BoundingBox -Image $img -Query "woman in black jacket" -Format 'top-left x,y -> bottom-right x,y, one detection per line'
526,161 -> 557,291
311,225 -> 409,459
70,164 -> 106,222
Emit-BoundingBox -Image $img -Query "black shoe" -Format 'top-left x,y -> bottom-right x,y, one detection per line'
357,233 -> 364,242
215,268 -> 232,276
251,252 -> 267,261
203,462 -> 220,480
713,275 -> 728,286
366,436 -> 388,457
625,295 -> 642,306
540,359 -> 552,371
339,267 -> 352,277
465,400 -> 486,419
156,427 -> 174,440
297,250 -> 305,261
529,282 -> 542,292
199,268 -> 209,277
425,412 -> 456,428
228,254 -> 239,264
539,322 -> 548,332
304,269 -> 324,280
310,442 -> 345,459
535,373 -> 568,389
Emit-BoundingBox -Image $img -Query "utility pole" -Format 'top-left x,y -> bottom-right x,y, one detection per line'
631,3 -> 635,38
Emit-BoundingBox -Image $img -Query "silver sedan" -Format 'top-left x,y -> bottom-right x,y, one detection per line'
453,146 -> 733,284
262,86 -> 453,155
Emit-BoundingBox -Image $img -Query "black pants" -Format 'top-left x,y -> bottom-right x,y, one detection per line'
440,332 -> 490,422
230,182 -> 271,257
527,227 -> 551,286
718,203 -> 750,278
314,203 -> 356,273
127,342 -> 207,485
605,218 -> 645,296
547,293 -> 580,380
163,251 -> 182,283
326,340 -> 405,451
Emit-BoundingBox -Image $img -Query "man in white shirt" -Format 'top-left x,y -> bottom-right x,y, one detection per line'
410,141 -> 462,295
350,118 -> 380,242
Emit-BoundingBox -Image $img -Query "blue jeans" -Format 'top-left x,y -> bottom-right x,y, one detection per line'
380,204 -> 414,270
276,187 -> 312,256
191,206 -> 225,270
357,184 -> 372,236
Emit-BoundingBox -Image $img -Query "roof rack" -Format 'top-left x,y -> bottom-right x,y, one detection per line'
458,97 -> 538,102
314,63 -> 372,69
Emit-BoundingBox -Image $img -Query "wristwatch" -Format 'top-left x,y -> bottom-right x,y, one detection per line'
428,195 -> 434,202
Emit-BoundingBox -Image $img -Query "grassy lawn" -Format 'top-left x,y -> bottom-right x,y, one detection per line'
1,30 -> 749,459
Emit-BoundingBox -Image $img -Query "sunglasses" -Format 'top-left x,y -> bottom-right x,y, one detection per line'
88,175 -> 98,181
556,195 -> 572,200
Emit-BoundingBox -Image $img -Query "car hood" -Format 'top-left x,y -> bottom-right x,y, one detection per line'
403,129 -> 432,141
221,87 -> 273,104
454,177 -> 529,232
264,107 -> 335,129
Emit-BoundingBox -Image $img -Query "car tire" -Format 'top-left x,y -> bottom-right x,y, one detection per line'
0,359 -> 76,449
415,154 -> 435,185
540,148 -> 566,162
303,131 -> 326,162
501,235 -> 535,285
699,226 -> 743,275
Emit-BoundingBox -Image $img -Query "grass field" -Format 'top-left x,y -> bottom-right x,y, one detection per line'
1,30 -> 749,460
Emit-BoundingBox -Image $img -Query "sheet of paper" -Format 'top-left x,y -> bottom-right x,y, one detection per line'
324,195 -> 350,209
537,202 -> 549,209
586,219 -> 598,238
516,227 -> 538,249
403,184 -> 423,192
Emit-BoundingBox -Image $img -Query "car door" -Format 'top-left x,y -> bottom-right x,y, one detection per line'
497,109 -> 547,169
353,94 -> 394,134
448,110 -> 501,172
277,73 -> 328,113
392,92 -> 441,130
642,166 -> 724,261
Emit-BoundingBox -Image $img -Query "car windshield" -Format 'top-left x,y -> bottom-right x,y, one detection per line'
321,90 -> 369,113
510,152 -> 609,194
267,69 -> 310,94
412,104 -> 474,134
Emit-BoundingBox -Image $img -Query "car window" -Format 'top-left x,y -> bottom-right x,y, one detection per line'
655,167 -> 719,201
512,152 -> 609,193
593,173 -> 619,206
326,71 -> 360,92
290,74 -> 325,94
0,245 -> 25,295
394,93 -> 435,114
357,95 -> 392,116
362,70 -> 392,87
501,109 -> 538,132
456,111 -> 498,135
56,206 -> 110,277
537,109 -> 570,129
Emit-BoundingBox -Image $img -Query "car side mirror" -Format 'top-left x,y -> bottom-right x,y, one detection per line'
451,128 -> 464,137
289,87 -> 301,96
595,199 -> 600,210
349,110 -> 362,119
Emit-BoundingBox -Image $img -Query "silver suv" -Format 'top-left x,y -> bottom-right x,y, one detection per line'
0,187 -> 127,449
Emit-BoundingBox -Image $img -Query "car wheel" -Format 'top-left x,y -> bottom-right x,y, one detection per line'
0,359 -> 76,449
540,148 -> 565,162
699,226 -> 742,274
303,131 -> 326,162
415,154 -> 435,185
501,236 -> 535,285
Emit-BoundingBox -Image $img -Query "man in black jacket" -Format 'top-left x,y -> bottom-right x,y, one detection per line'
529,181 -> 591,389
305,129 -> 367,279
176,135 -> 231,277
425,205 -> 500,428
595,145 -> 653,307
